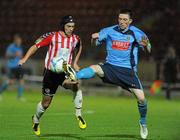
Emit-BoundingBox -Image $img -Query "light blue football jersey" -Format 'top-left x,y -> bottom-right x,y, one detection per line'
96,25 -> 150,70
6,43 -> 23,68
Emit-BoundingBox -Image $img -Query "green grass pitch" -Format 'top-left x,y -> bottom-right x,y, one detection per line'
0,89 -> 179,140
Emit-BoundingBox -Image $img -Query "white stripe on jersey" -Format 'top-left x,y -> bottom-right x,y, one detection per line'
44,32 -> 79,69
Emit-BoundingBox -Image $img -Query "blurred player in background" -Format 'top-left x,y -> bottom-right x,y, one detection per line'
0,34 -> 25,101
19,15 -> 86,136
161,46 -> 178,99
65,9 -> 151,139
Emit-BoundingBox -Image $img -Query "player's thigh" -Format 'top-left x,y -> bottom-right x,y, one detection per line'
42,69 -> 60,96
90,64 -> 104,77
130,88 -> 145,102
7,68 -> 15,79
11,67 -> 24,80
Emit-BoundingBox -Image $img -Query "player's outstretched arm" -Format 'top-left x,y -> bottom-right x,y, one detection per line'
91,33 -> 99,47
18,45 -> 38,65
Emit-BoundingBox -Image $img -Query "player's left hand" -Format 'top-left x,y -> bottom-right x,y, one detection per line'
73,63 -> 80,71
91,33 -> 99,39
18,58 -> 26,66
16,52 -> 22,57
139,36 -> 149,47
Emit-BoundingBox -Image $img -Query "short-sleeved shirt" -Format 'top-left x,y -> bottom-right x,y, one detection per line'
97,25 -> 150,71
6,43 -> 23,68
35,31 -> 80,70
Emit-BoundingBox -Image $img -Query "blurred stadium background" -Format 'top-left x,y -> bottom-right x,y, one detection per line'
0,0 -> 180,140
0,0 -> 179,96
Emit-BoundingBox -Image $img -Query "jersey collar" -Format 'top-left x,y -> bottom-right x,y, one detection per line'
114,25 -> 130,34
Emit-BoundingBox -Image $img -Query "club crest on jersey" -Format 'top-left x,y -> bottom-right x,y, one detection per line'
126,36 -> 130,41
45,88 -> 50,94
112,41 -> 130,50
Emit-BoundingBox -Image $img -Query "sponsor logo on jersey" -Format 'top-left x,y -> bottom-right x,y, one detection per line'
112,41 -> 130,50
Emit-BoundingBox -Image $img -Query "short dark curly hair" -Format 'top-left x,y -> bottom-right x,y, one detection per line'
118,9 -> 132,18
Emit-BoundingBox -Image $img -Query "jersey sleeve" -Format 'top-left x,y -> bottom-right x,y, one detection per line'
35,32 -> 55,48
132,27 -> 151,51
76,39 -> 80,48
6,44 -> 15,56
96,28 -> 109,46
6,45 -> 12,54
75,35 -> 80,48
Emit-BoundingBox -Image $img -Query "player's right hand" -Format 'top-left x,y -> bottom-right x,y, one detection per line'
73,63 -> 80,71
91,33 -> 99,39
139,36 -> 149,47
18,58 -> 26,66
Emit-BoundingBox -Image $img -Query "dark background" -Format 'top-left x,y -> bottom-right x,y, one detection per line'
0,0 -> 179,60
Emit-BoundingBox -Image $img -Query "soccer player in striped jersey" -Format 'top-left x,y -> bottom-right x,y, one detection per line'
19,15 -> 86,136
65,9 -> 151,139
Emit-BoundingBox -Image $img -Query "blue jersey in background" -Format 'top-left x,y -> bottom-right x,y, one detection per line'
6,43 -> 23,68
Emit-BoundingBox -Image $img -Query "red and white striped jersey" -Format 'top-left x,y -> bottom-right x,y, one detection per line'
35,31 -> 80,69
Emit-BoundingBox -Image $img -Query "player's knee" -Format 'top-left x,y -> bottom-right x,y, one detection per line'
133,89 -> 146,104
90,65 -> 104,77
19,79 -> 24,84
138,97 -> 146,104
62,79 -> 79,91
42,100 -> 51,109
42,103 -> 50,109
63,83 -> 78,92
72,84 -> 79,92
136,93 -> 146,104
90,65 -> 98,74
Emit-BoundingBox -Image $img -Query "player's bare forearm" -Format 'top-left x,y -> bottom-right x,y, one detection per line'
146,42 -> 151,53
91,38 -> 97,47
19,45 -> 38,65
23,45 -> 38,60
73,45 -> 82,71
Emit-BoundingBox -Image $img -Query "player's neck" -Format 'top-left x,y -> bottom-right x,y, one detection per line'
118,25 -> 129,33
59,31 -> 71,38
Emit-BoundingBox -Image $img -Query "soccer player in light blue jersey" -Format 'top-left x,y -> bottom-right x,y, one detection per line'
0,34 -> 25,101
65,9 -> 151,139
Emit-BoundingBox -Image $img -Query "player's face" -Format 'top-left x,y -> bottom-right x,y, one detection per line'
14,36 -> 22,46
64,22 -> 75,37
118,14 -> 132,30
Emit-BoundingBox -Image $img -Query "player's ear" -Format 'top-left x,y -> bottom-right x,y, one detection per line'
129,19 -> 133,24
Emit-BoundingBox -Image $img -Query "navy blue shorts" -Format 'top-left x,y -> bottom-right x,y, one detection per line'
7,67 -> 24,80
99,63 -> 142,91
